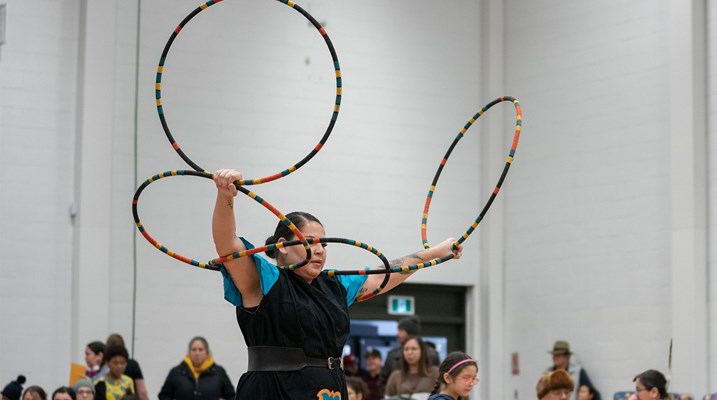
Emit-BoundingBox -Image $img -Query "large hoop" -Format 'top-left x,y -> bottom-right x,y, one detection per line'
155,0 -> 342,184
421,96 -> 522,249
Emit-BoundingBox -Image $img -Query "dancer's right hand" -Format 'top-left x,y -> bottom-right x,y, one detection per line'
213,169 -> 242,197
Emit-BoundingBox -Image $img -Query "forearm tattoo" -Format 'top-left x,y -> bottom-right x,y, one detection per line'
227,198 -> 233,209
389,252 -> 424,275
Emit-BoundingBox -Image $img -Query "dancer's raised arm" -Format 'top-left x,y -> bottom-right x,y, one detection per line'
212,168 -> 262,307
357,237 -> 462,298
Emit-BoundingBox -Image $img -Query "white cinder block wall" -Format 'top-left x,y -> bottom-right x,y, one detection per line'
505,0 -> 715,399
2,0 -> 716,399
0,0 -> 79,388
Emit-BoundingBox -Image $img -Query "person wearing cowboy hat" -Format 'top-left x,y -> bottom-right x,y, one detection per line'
544,341 -> 600,400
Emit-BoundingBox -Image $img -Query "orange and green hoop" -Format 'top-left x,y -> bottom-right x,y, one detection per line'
421,96 -> 522,250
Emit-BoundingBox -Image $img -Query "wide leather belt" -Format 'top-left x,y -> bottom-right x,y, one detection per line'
247,346 -> 342,371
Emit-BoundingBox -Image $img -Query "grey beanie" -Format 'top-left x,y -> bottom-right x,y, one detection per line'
73,379 -> 95,396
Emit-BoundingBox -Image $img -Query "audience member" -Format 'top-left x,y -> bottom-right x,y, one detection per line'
50,388 -> 75,400
2,376 -> 26,400
382,316 -> 440,381
360,349 -> 385,400
633,370 -> 669,400
385,336 -> 439,399
95,346 -> 135,400
545,341 -> 599,400
72,379 -> 94,400
346,376 -> 369,400
22,386 -> 47,400
537,369 -> 574,400
158,336 -> 235,400
429,351 -> 478,400
578,384 -> 599,400
105,334 -> 148,400
343,354 -> 359,377
85,342 -> 108,382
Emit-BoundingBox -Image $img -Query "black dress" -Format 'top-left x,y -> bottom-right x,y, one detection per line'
222,240 -> 366,400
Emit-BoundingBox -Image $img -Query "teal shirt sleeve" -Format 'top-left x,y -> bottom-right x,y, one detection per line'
220,237 -> 279,307
337,270 -> 369,307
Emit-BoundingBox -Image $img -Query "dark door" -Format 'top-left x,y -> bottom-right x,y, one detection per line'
348,283 -> 467,356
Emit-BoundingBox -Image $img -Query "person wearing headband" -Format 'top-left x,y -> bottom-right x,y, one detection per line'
428,352 -> 478,400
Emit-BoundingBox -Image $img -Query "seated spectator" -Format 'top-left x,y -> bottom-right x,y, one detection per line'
343,354 -> 359,377
536,369 -> 574,400
95,346 -> 135,400
360,349 -> 385,400
158,336 -> 235,400
385,336 -> 439,399
382,317 -> 440,382
85,342 -> 108,382
346,377 -> 369,400
632,370 -> 669,400
578,384 -> 599,400
50,388 -> 75,400
22,386 -> 47,400
105,334 -> 148,400
429,351 -> 478,400
545,341 -> 599,400
2,376 -> 26,400
72,379 -> 94,400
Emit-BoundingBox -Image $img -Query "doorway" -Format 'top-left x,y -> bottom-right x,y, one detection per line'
346,283 -> 468,366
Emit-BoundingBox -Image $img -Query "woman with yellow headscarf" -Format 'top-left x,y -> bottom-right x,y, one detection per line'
159,337 -> 235,400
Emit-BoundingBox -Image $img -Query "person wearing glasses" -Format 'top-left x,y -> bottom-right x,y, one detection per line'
72,380 -> 94,400
428,352 -> 478,400
632,370 -> 669,400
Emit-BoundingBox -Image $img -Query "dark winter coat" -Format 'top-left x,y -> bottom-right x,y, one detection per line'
158,362 -> 235,400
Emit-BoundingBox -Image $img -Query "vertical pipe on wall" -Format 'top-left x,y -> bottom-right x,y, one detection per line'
71,0 -> 116,359
70,0 -> 88,364
668,0 -> 709,394
479,0 -> 507,399
131,0 -> 142,358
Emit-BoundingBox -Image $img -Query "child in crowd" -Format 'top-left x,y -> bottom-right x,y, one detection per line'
95,346 -> 135,400
428,352 -> 478,400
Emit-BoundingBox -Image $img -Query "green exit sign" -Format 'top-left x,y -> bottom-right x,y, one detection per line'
387,295 -> 415,316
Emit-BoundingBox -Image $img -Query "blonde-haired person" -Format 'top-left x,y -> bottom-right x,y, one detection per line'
158,337 -> 235,400
537,369 -> 574,400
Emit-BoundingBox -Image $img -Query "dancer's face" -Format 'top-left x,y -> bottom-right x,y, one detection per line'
279,221 -> 326,283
